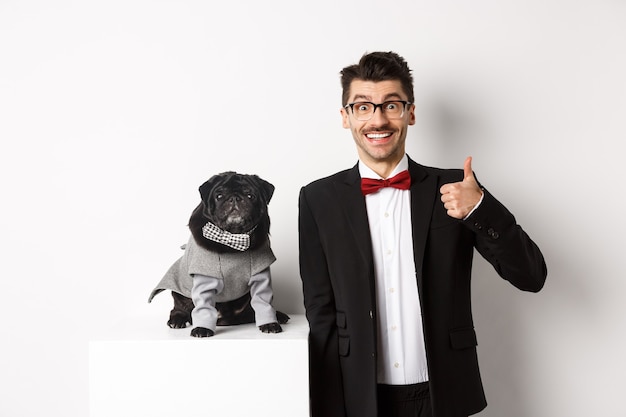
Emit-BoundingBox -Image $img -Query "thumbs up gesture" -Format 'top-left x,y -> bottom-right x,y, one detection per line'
439,156 -> 484,219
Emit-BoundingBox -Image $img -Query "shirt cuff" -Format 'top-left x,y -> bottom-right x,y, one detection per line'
463,189 -> 485,220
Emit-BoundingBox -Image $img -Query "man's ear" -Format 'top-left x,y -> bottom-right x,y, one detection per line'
341,107 -> 351,129
408,103 -> 416,126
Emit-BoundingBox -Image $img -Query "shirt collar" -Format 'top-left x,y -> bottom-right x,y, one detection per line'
358,154 -> 409,180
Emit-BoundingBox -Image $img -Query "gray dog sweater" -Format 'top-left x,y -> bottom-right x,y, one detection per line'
148,236 -> 277,329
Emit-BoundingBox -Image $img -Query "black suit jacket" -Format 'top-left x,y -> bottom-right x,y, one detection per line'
298,157 -> 547,417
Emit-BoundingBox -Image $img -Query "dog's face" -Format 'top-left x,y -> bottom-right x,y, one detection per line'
199,171 -> 274,234
188,171 -> 274,252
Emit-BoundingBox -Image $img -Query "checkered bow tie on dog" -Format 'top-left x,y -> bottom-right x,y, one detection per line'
202,222 -> 257,251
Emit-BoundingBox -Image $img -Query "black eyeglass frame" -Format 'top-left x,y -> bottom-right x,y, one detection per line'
344,100 -> 413,120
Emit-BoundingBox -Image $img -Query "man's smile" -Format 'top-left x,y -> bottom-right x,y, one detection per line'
366,132 -> 393,140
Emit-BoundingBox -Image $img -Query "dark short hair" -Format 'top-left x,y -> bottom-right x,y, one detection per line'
340,51 -> 414,106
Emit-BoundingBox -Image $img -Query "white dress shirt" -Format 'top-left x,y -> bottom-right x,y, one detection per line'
359,155 -> 429,385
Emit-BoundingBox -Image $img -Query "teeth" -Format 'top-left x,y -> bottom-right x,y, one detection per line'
367,132 -> 391,139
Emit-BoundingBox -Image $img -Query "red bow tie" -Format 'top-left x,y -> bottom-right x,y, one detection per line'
361,170 -> 411,196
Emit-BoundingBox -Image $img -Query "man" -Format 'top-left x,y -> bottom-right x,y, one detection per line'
298,51 -> 547,417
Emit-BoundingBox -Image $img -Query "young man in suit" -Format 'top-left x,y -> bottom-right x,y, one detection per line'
298,51 -> 547,417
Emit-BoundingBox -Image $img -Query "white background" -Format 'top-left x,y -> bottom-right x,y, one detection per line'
1,1 -> 625,416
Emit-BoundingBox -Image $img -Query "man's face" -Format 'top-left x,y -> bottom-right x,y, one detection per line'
341,79 -> 415,168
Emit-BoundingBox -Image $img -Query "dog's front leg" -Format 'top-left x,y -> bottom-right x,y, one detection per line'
249,267 -> 282,334
168,291 -> 194,328
190,274 -> 224,338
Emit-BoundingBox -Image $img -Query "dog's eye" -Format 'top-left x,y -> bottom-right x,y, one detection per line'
247,194 -> 255,200
216,194 -> 224,200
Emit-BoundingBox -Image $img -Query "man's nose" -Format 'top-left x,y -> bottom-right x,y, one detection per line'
369,106 -> 389,125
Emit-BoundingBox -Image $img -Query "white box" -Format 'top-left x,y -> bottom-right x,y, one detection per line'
89,313 -> 310,417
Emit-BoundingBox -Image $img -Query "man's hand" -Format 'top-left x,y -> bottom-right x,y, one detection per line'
440,156 -> 484,219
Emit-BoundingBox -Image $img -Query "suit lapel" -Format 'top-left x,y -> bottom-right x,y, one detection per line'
333,164 -> 374,267
408,158 -> 438,287
331,159 -> 437,303
332,159 -> 438,274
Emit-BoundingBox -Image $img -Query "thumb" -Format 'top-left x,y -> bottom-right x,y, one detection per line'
463,156 -> 474,181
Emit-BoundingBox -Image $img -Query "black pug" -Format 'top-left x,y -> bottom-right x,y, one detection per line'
148,171 -> 289,337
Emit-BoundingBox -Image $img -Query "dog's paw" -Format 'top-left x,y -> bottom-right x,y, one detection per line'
276,311 -> 290,324
259,322 -> 283,334
190,327 -> 215,338
167,317 -> 190,329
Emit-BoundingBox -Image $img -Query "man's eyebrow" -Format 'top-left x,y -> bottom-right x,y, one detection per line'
350,93 -> 404,102
351,94 -> 371,102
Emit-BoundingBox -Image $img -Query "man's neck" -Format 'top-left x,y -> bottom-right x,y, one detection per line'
359,154 -> 408,179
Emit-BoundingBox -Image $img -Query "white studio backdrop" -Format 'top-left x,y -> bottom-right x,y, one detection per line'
1,1 -> 625,416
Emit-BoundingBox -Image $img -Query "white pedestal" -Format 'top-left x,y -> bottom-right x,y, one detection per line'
89,313 -> 310,417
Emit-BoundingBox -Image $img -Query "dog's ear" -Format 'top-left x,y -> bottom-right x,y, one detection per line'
251,175 -> 275,204
198,178 -> 216,202
199,172 -> 233,202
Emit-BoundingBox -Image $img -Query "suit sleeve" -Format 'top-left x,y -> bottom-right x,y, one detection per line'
465,188 -> 547,292
298,186 -> 347,417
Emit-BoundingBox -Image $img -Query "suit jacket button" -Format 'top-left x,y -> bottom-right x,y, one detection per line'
488,228 -> 500,239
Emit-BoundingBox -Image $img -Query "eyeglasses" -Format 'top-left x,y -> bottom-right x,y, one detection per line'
344,100 -> 412,121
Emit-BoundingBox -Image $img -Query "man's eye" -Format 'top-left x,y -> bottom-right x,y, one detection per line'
385,103 -> 398,110
357,104 -> 370,111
